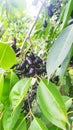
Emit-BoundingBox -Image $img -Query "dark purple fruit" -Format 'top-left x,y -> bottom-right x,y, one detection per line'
35,64 -> 40,68
26,56 -> 33,65
43,20 -> 47,28
47,4 -> 53,17
15,48 -> 20,53
35,68 -> 43,75
29,52 -> 35,60
26,67 -> 35,77
34,56 -> 42,64
11,44 -> 16,50
17,71 -> 22,75
42,61 -> 46,67
70,56 -> 73,64
33,84 -> 38,89
29,67 -> 35,75
16,61 -> 26,70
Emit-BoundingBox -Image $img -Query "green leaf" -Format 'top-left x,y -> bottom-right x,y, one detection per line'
3,104 -> 22,130
46,24 -> 73,79
0,102 -> 4,120
61,0 -> 73,30
63,96 -> 72,111
0,102 -> 4,113
56,48 -> 72,77
9,78 -> 31,109
10,71 -> 19,90
15,118 -> 26,130
0,41 -> 16,70
1,76 -> 10,104
0,118 -> 3,130
49,125 -> 61,130
29,117 -> 48,130
0,74 -> 4,101
37,78 -> 69,130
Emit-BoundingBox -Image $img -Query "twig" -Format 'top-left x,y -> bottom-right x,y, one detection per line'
21,0 -> 45,50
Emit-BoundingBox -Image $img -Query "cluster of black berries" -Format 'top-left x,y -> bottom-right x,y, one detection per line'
47,0 -> 62,17
11,38 -> 20,57
69,56 -> 73,67
43,0 -> 62,28
21,84 -> 37,115
16,52 -> 46,77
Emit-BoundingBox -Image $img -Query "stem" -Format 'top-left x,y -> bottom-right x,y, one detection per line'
21,0 -> 45,50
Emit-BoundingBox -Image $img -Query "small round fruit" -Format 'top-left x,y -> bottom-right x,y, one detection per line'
43,20 -> 47,28
16,61 -> 26,70
29,52 -> 35,60
11,44 -> 16,50
26,67 -> 35,77
26,56 -> 33,65
34,56 -> 42,64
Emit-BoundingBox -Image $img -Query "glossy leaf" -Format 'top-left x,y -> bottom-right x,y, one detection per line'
0,41 -> 16,70
1,76 -> 10,104
56,48 -> 72,77
29,117 -> 48,130
46,24 -> 73,79
3,104 -> 22,130
0,118 -> 3,130
10,71 -> 19,89
0,102 -> 4,113
37,78 -> 69,130
9,78 -> 31,109
49,125 -> 61,130
15,118 -> 26,130
0,102 -> 4,121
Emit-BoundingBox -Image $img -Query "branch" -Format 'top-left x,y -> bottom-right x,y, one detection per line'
21,0 -> 45,50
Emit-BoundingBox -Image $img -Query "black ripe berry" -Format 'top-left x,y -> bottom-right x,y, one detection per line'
21,84 -> 37,115
26,56 -> 33,65
69,56 -> 73,66
47,5 -> 53,17
34,56 -> 42,64
43,20 -> 47,28
11,38 -> 20,57
16,61 -> 26,70
15,48 -> 20,53
11,44 -> 16,51
29,52 -> 35,60
27,67 -> 35,77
